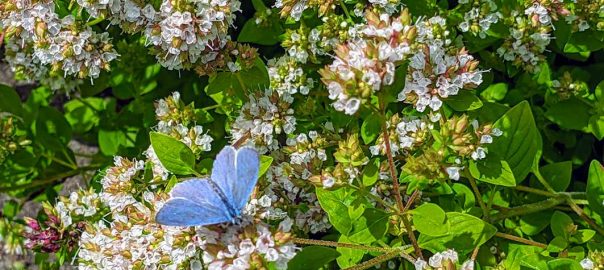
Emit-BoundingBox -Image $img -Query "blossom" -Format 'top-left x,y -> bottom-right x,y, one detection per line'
370,114 -> 431,156
231,89 -> 296,153
398,46 -> 484,112
1,0 -> 118,87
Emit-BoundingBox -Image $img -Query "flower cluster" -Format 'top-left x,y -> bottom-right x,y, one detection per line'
78,193 -> 199,270
275,0 -> 335,21
54,189 -> 103,227
0,116 -> 31,165
144,0 -> 240,70
268,56 -> 315,96
564,0 -> 604,32
155,92 -> 214,155
1,0 -> 118,87
458,0 -> 501,38
23,208 -> 83,253
398,45 -> 483,112
0,215 -> 23,256
75,0 -> 155,33
414,249 -> 474,270
231,89 -> 296,153
76,0 -> 241,70
370,114 -> 432,156
550,71 -> 589,101
100,156 -> 145,212
495,1 -> 568,73
320,10 -> 416,115
580,250 -> 604,270
198,218 -> 296,270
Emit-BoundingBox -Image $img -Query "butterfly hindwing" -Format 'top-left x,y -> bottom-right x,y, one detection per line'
155,178 -> 233,226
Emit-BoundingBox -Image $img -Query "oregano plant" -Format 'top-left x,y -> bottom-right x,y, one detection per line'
0,0 -> 603,269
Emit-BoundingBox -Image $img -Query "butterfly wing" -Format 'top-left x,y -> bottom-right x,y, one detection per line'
155,178 -> 232,226
211,146 -> 260,212
234,147 -> 260,210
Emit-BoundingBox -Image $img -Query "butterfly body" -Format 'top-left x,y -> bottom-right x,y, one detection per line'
155,146 -> 260,227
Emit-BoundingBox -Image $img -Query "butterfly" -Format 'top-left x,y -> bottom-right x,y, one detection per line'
155,146 -> 260,226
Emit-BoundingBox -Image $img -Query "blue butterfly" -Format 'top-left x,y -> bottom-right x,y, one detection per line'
155,146 -> 260,226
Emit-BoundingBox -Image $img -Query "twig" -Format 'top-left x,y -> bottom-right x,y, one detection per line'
0,165 -> 100,192
381,120 -> 423,260
466,171 -> 489,220
494,232 -> 547,249
292,238 -> 391,253
402,189 -> 420,213
566,199 -> 604,236
491,196 -> 567,221
344,250 -> 414,270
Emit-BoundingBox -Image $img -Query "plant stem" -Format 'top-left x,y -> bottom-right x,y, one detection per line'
381,128 -> 405,213
344,250 -> 414,270
533,168 -> 555,193
338,0 -> 354,23
202,104 -> 221,111
466,171 -> 489,220
86,16 -> 105,27
0,166 -> 100,192
494,232 -> 547,248
402,189 -> 420,213
235,73 -> 247,94
291,238 -> 391,253
515,185 -> 555,197
491,195 -> 566,221
379,97 -> 423,260
566,199 -> 604,235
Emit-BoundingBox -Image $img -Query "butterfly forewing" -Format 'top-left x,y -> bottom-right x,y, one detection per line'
233,147 -> 260,210
211,146 -> 260,213
155,178 -> 233,226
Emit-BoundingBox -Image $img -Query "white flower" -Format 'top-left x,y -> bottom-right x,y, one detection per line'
461,259 -> 475,270
446,167 -> 462,181
581,258 -> 595,270
414,259 -> 428,270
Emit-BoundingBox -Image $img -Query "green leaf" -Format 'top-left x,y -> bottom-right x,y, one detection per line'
238,18 -> 283,46
316,187 -> 366,235
469,156 -> 516,187
361,114 -> 381,144
288,246 -> 340,270
35,107 -> 73,151
570,229 -> 595,244
362,158 -> 379,187
545,97 -> 592,131
206,59 -> 269,95
563,30 -> 604,53
2,200 -> 20,219
490,101 -> 542,182
412,203 -> 448,236
480,83 -> 508,102
0,84 -> 23,117
550,211 -> 574,240
520,210 -> 553,236
63,98 -> 105,133
540,161 -> 572,192
348,208 -> 390,244
98,129 -> 127,156
258,155 -> 273,178
547,236 -> 568,253
149,132 -> 196,175
587,160 -> 604,217
444,91 -> 483,111
418,212 -> 496,254
336,235 -> 365,268
547,259 -> 583,270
